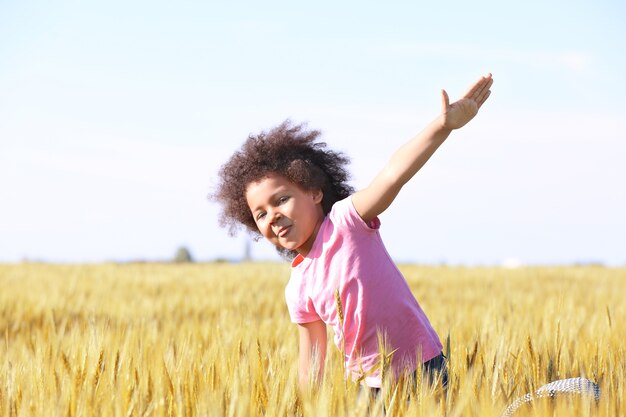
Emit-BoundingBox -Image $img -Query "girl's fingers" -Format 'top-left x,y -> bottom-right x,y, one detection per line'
441,89 -> 450,113
444,73 -> 493,114
476,89 -> 491,108
462,74 -> 488,98
468,75 -> 493,108
464,74 -> 493,100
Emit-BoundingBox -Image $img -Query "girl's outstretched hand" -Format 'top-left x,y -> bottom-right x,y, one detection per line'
441,73 -> 493,130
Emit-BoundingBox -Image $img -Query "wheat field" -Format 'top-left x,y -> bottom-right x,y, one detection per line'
0,263 -> 624,416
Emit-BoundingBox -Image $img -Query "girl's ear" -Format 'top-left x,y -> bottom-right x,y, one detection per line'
311,189 -> 323,204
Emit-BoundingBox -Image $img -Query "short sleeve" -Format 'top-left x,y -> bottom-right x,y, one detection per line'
285,275 -> 321,323
329,196 -> 381,231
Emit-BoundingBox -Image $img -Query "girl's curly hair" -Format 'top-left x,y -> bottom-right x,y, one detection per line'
211,120 -> 354,258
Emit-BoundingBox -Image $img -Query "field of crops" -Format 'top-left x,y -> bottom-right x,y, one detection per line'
0,263 -> 624,416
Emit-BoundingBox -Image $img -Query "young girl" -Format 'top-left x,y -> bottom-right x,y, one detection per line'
213,74 -> 493,392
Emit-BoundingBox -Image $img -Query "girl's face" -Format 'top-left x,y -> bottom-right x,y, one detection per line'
246,173 -> 324,256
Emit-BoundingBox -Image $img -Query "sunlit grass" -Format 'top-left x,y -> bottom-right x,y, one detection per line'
1,263 -> 624,416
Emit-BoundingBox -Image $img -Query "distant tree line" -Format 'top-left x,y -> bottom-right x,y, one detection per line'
174,246 -> 194,263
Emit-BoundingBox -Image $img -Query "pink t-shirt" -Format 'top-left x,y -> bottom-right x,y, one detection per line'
285,196 -> 442,388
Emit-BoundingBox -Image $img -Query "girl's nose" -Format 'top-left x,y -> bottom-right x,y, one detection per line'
268,209 -> 281,224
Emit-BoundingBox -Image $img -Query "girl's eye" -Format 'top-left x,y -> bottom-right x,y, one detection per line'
278,196 -> 289,204
256,212 -> 266,221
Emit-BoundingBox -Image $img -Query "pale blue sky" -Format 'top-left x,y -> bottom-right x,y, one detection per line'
1,1 -> 625,265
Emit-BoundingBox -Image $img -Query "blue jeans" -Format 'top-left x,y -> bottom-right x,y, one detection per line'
368,352 -> 449,399
421,352 -> 448,389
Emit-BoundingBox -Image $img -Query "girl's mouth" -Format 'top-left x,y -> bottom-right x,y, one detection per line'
276,226 -> 291,238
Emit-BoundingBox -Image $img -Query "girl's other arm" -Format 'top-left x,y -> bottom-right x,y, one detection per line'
297,320 -> 327,392
352,73 -> 493,223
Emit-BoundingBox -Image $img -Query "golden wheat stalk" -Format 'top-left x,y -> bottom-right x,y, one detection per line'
334,288 -> 346,379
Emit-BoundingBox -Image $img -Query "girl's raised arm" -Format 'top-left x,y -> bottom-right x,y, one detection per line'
352,73 -> 493,223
